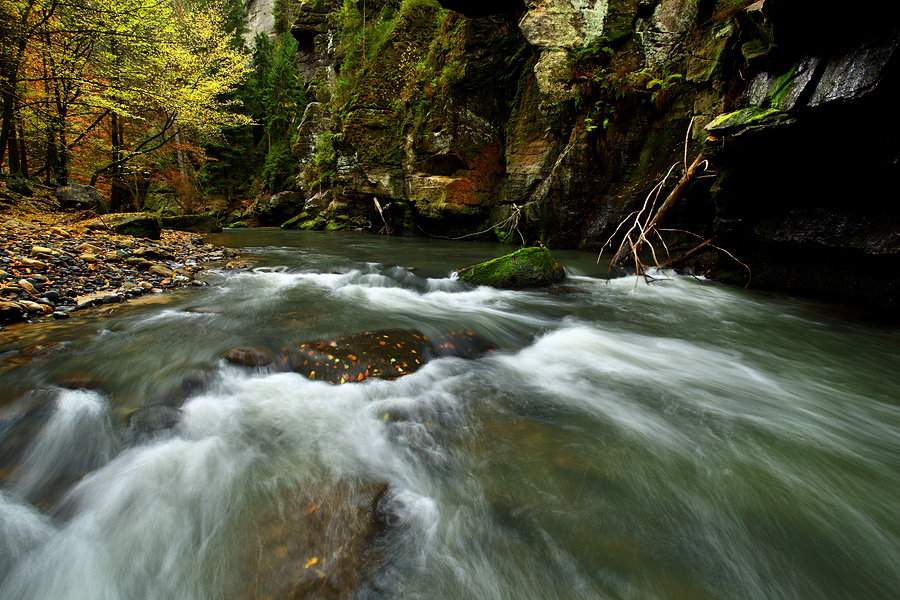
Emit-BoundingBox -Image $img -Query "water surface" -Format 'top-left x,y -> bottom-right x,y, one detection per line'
1,229 -> 898,599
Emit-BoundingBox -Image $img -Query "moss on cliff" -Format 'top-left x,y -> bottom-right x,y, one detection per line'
706,106 -> 792,135
336,1 -> 445,168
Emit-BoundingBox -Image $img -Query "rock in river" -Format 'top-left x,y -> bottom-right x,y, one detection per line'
455,246 -> 565,289
235,479 -> 389,600
223,329 -> 496,384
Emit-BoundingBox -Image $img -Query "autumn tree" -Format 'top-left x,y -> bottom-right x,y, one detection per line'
0,0 -> 58,176
3,0 -> 251,210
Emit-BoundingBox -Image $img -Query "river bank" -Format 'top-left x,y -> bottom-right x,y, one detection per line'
0,199 -> 241,330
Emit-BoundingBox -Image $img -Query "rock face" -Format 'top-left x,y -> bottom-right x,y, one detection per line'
517,0 -> 609,98
456,246 -> 565,288
277,0 -> 900,311
243,0 -> 276,47
256,191 -> 307,226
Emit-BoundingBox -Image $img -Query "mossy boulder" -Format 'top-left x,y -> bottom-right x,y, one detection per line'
227,221 -> 249,228
160,215 -> 222,233
106,214 -> 162,239
55,182 -> 107,212
298,215 -> 327,230
455,247 -> 565,289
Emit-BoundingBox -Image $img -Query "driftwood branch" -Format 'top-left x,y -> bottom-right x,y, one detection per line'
661,236 -> 715,269
660,228 -> 753,287
612,152 -> 706,265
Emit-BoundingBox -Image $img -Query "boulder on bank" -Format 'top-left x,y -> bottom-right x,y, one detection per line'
55,181 -> 107,212
0,300 -> 26,323
455,247 -> 565,289
160,215 -> 222,234
105,214 -> 162,239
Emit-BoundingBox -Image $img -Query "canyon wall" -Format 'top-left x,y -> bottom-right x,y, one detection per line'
276,0 -> 900,310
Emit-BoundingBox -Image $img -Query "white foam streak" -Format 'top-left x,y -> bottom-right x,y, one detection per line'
11,390 -> 115,501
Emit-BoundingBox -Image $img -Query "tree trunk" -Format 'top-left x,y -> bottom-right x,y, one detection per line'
6,116 -> 20,175
45,126 -> 57,187
109,111 -> 131,212
55,114 -> 68,185
18,120 -> 28,178
0,47 -> 20,171
174,126 -> 186,177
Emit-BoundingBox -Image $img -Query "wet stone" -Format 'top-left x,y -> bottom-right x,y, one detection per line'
125,404 -> 182,446
223,346 -> 275,368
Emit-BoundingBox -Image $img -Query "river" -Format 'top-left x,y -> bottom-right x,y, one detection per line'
1,229 -> 898,599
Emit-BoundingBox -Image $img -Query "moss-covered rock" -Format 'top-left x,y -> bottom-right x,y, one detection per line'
280,212 -> 311,229
227,221 -> 249,228
455,246 -> 565,288
705,106 -> 793,136
299,215 -> 327,230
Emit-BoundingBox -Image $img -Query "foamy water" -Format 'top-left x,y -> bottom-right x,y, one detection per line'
1,230 -> 898,599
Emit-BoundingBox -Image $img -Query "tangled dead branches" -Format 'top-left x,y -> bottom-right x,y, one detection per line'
597,120 -> 751,286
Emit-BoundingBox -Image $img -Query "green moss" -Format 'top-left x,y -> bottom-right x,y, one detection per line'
281,212 -> 311,229
228,221 -> 249,228
706,106 -> 792,135
299,216 -> 327,230
335,1 -> 444,167
455,247 -> 566,289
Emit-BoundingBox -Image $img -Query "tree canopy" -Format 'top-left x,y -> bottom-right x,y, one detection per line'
1,0 -> 252,208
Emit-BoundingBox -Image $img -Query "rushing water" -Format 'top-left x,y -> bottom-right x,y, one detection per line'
1,229 -> 899,600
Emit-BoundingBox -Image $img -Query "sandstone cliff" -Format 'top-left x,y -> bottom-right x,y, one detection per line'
274,0 -> 900,310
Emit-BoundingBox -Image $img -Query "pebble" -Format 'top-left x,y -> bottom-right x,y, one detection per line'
0,216 -> 236,326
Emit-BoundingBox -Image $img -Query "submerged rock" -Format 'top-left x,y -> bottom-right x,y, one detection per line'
236,479 -> 389,600
223,328 -> 495,384
455,246 -> 565,289
222,346 -> 276,368
124,404 -> 182,446
292,329 -> 433,383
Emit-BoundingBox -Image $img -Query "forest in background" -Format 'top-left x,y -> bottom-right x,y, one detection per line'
0,0 -> 271,213
1,0 -> 503,221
